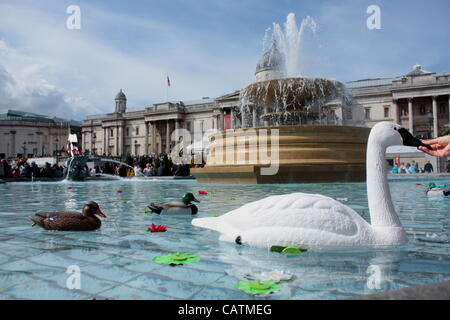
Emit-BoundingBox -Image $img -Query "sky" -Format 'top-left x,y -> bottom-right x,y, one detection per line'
0,0 -> 449,120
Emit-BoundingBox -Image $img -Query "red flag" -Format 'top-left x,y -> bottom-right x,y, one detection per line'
167,76 -> 171,87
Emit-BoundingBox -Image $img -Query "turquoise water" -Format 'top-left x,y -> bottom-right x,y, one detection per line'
0,178 -> 449,300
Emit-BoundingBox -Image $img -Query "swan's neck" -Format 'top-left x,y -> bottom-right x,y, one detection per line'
366,135 -> 402,227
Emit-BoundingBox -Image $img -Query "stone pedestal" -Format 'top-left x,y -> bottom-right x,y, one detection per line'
191,125 -> 371,184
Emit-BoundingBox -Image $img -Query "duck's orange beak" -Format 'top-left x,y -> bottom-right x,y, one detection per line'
96,209 -> 107,218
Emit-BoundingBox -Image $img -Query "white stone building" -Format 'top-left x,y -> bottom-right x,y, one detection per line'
0,110 -> 81,159
81,43 -> 450,166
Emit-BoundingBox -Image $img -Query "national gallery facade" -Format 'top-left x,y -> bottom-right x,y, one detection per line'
81,64 -> 450,158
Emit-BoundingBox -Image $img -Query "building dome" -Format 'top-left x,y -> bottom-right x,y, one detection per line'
255,42 -> 285,74
255,41 -> 286,81
115,89 -> 127,100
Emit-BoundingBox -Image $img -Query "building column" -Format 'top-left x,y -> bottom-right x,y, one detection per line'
408,98 -> 414,134
219,110 -> 224,131
252,106 -> 257,128
118,126 -> 123,157
230,108 -> 235,129
432,96 -> 438,138
393,99 -> 400,124
144,121 -> 149,155
152,121 -> 157,154
103,127 -> 108,155
115,127 -> 118,156
166,120 -> 170,153
89,130 -> 93,154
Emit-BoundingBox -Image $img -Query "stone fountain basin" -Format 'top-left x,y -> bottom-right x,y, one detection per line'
191,125 -> 371,184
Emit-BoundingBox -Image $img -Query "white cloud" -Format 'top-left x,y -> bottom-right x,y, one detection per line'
0,2 -> 257,119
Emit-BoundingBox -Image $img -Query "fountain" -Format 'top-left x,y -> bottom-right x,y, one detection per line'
63,134 -> 134,181
191,13 -> 370,184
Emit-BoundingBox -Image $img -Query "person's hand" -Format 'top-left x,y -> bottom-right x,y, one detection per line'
418,135 -> 450,157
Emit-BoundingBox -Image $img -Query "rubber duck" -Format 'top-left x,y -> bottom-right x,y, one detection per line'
148,192 -> 200,215
29,201 -> 107,231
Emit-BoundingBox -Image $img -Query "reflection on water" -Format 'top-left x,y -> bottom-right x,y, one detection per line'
0,179 -> 449,299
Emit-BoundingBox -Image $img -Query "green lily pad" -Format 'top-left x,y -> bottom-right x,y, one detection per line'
209,213 -> 221,217
153,252 -> 200,265
119,200 -> 129,204
236,280 -> 281,295
228,197 -> 236,200
270,245 -> 306,254
281,246 -> 304,254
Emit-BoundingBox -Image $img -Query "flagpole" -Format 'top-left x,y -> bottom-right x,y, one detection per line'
166,75 -> 170,102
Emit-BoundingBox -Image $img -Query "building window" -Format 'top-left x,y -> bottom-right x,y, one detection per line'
346,108 -> 353,120
93,132 -> 96,139
439,103 -> 446,114
401,105 -> 408,116
126,127 -> 129,136
110,129 -> 114,137
384,107 -> 390,118
364,108 -> 371,120
419,104 -> 426,115
136,126 -> 139,135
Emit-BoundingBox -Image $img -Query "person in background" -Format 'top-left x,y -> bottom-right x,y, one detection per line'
405,163 -> 412,174
408,162 -> 418,174
0,159 -> 4,178
143,163 -> 153,177
133,163 -> 143,177
399,162 -> 407,174
90,166 -> 97,176
423,160 -> 434,173
20,162 -> 32,178
30,161 -> 39,177
391,163 -> 399,174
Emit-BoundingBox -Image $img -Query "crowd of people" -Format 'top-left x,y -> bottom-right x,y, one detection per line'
0,153 -> 201,180
0,159 -> 64,179
391,159 -> 450,174
92,154 -> 195,178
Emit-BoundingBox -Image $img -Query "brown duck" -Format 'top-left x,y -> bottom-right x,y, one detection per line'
29,201 -> 107,231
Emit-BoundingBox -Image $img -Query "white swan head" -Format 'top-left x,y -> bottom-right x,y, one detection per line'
370,121 -> 431,150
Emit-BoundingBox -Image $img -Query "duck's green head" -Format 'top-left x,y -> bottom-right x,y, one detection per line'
182,192 -> 200,204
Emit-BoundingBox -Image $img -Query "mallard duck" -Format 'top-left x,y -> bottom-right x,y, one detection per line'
148,192 -> 200,215
29,201 -> 107,231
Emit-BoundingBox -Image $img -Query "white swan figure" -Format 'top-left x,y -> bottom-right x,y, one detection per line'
192,122 -> 427,250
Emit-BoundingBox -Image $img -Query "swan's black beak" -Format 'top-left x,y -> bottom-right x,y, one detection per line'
398,128 -> 432,150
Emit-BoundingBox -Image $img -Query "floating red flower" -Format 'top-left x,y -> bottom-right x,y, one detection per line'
117,190 -> 123,193
198,190 -> 208,195
147,224 -> 167,232
67,187 -> 73,190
